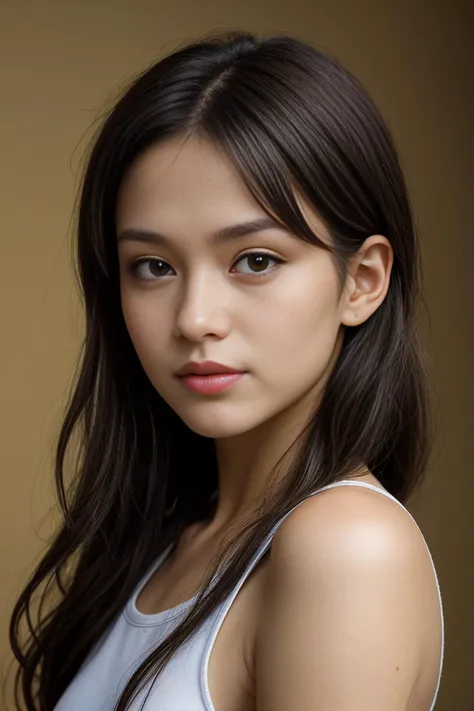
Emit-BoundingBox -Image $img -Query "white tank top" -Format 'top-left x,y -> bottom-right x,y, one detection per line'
54,480 -> 444,711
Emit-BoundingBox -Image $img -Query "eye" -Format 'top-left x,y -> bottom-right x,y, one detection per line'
128,258 -> 174,280
231,251 -> 284,276
127,251 -> 284,281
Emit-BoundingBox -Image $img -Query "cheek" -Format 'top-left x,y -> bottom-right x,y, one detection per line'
257,275 -> 340,348
255,275 -> 342,382
120,293 -> 169,365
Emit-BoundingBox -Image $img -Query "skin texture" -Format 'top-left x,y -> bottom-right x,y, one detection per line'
116,135 -> 442,709
256,485 -> 442,711
116,134 -> 393,532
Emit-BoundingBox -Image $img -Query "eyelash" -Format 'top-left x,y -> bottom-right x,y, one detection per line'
128,251 -> 285,282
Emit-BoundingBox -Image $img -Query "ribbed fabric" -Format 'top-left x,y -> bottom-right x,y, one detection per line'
54,480 -> 444,711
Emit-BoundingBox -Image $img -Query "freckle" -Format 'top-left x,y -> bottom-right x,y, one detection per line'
395,666 -> 399,671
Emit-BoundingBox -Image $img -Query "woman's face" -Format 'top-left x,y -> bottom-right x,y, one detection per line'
116,135 -> 349,439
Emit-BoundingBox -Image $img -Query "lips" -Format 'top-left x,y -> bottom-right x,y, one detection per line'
177,372 -> 246,394
176,360 -> 244,377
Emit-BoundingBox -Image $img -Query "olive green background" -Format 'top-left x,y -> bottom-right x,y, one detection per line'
0,1 -> 472,708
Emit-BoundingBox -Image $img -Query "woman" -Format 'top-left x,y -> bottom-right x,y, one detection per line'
9,29 -> 444,711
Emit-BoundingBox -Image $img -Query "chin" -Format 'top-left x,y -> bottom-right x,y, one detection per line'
181,419 -> 251,440
175,408 -> 263,440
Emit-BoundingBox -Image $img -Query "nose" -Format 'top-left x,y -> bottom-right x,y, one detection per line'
173,272 -> 231,342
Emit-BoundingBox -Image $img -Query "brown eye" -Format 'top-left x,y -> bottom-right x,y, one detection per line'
148,259 -> 172,277
130,258 -> 174,280
128,251 -> 284,282
232,251 -> 284,276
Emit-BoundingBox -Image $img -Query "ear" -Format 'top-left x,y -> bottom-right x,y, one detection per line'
340,235 -> 394,327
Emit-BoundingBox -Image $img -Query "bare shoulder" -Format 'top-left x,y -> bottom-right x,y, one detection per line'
272,482 -> 429,565
255,483 -> 443,711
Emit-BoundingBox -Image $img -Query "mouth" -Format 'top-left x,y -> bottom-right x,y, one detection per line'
176,360 -> 246,377
176,371 -> 246,394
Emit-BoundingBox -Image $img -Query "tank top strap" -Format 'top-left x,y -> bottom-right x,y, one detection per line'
200,479 -> 444,711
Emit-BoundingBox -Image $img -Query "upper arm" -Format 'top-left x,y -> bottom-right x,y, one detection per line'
255,488 -> 438,711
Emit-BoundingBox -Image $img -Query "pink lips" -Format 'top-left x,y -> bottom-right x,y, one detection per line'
177,372 -> 245,394
175,360 -> 246,394
176,360 -> 243,376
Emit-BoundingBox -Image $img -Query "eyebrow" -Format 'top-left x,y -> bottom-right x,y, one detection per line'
117,217 -> 289,247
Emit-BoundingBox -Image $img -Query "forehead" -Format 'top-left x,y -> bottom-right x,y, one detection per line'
116,136 -> 256,220
115,134 -> 332,247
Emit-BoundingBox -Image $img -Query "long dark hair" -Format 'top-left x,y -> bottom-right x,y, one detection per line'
9,29 -> 432,711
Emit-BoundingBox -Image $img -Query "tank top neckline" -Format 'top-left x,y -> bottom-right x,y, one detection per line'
124,479 -> 391,628
124,542 -> 200,627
